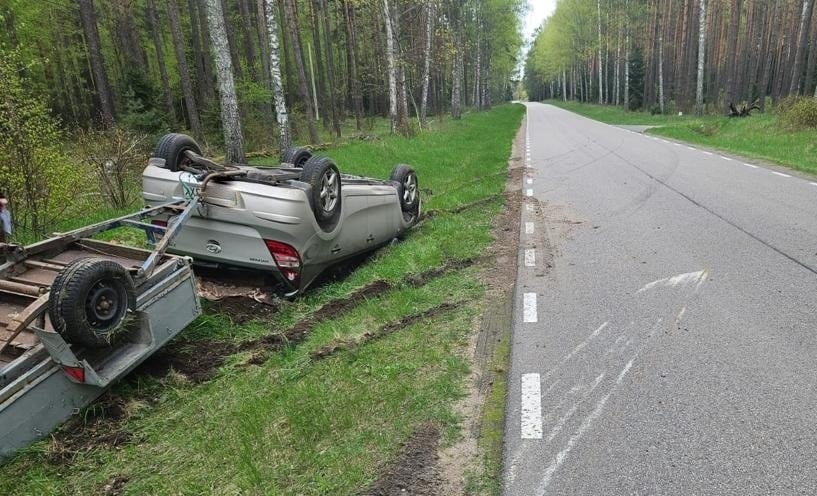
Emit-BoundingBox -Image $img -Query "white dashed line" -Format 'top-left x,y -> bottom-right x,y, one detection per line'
771,171 -> 791,178
673,143 -> 681,147
523,292 -> 538,323
721,156 -> 732,161
686,146 -> 695,150
743,163 -> 758,169
525,222 -> 534,234
810,182 -> 817,187
521,373 -> 543,439
702,151 -> 713,156
525,249 -> 536,267
526,188 -> 533,197
526,178 -> 533,184
526,204 -> 533,211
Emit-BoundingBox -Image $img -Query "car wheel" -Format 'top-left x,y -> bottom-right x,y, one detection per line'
153,133 -> 202,172
390,164 -> 420,222
300,156 -> 342,230
49,258 -> 137,348
281,146 -> 313,168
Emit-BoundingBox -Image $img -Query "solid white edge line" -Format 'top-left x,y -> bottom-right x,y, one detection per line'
523,292 -> 537,323
526,188 -> 533,197
702,151 -> 713,156
721,156 -> 732,161
744,163 -> 758,169
525,249 -> 536,267
521,373 -> 543,439
525,222 -> 534,234
810,182 -> 817,187
771,171 -> 792,178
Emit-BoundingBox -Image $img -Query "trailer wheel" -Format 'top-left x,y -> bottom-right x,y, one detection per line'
153,133 -> 202,172
49,258 -> 137,348
281,146 -> 312,168
300,156 -> 342,230
390,164 -> 420,222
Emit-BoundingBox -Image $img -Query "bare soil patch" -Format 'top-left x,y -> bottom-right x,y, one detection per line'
363,423 -> 443,496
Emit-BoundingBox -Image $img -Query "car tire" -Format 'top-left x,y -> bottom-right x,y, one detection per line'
49,258 -> 137,348
153,133 -> 202,172
300,156 -> 342,230
281,146 -> 312,168
390,164 -> 420,222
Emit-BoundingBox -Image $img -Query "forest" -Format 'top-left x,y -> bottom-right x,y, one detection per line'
0,0 -> 524,238
524,0 -> 817,115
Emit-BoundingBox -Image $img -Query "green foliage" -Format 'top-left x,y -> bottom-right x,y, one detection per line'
779,97 -> 817,129
0,49 -> 85,238
74,127 -> 148,209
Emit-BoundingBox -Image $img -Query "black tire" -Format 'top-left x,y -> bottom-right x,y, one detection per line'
281,146 -> 312,168
390,164 -> 420,221
300,156 -> 342,230
153,133 -> 202,172
49,258 -> 137,348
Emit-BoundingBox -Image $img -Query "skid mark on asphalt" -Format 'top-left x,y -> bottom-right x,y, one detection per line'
637,269 -> 709,293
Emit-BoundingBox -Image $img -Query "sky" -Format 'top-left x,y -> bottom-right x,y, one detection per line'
518,0 -> 557,72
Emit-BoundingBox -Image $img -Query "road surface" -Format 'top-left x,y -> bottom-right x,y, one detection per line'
503,103 -> 817,495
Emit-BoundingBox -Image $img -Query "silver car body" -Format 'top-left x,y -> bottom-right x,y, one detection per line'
142,162 -> 418,293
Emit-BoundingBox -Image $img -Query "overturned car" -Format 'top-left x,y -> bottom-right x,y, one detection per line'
142,134 -> 420,295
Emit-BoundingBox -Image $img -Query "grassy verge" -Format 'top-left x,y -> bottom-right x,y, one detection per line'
547,100 -> 817,175
0,105 -> 523,495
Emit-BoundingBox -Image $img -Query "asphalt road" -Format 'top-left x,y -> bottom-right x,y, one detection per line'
503,103 -> 817,495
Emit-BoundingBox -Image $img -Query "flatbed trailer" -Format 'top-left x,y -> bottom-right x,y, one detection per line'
0,201 -> 202,460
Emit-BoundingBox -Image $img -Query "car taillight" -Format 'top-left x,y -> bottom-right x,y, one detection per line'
63,365 -> 85,383
264,239 -> 301,285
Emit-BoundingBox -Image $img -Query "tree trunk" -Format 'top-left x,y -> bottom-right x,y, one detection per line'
597,0 -> 603,104
281,0 -> 320,144
805,5 -> 817,96
790,0 -> 815,94
320,0 -> 341,137
696,0 -> 707,114
263,0 -> 291,149
189,0 -> 216,106
724,0 -> 743,103
238,0 -> 259,79
419,0 -> 434,128
659,29 -> 665,113
146,0 -> 176,121
221,0 -> 243,80
168,0 -> 202,137
78,0 -> 115,127
342,0 -> 364,130
205,0 -> 246,163
383,0 -> 400,133
308,0 -> 327,125
451,9 -> 463,119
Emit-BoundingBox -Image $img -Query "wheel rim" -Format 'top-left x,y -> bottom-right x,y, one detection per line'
320,169 -> 339,212
85,281 -> 122,330
403,173 -> 417,205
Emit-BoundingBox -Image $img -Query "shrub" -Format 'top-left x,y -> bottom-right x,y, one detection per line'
779,97 -> 817,129
0,49 -> 85,238
75,128 -> 147,209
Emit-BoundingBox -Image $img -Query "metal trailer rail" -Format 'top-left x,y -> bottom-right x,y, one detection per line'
0,200 -> 202,460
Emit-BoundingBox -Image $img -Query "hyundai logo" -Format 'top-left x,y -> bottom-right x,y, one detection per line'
205,240 -> 222,254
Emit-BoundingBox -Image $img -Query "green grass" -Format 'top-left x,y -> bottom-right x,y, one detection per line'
548,100 -> 817,175
0,105 -> 523,495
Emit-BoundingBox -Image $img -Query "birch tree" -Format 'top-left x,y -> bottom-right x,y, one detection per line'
382,0 -> 407,134
597,0 -> 603,104
263,0 -> 291,149
205,0 -> 245,163
419,0 -> 435,129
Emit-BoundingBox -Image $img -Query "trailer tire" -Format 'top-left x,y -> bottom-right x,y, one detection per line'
390,164 -> 420,222
281,146 -> 312,168
49,258 -> 137,348
300,156 -> 342,230
153,133 -> 202,172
